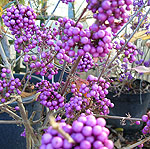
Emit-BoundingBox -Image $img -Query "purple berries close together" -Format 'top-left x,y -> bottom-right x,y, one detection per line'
24,51 -> 58,80
64,83 -> 90,118
0,68 -> 21,103
2,5 -> 37,53
40,114 -> 114,149
56,17 -> 112,61
114,39 -> 137,63
65,93 -> 90,118
81,75 -> 108,100
79,75 -> 114,115
40,122 -> 73,149
141,112 -> 150,135
73,53 -> 94,72
86,0 -> 132,33
89,23 -> 113,58
36,80 -> 65,110
2,5 -> 36,35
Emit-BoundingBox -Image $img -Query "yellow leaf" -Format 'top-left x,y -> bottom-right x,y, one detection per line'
0,0 -> 9,7
114,139 -> 122,148
130,30 -> 147,42
141,34 -> 150,40
0,6 -> 3,17
115,128 -> 124,132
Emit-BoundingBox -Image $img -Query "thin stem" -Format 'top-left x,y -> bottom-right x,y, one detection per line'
45,52 -> 58,66
58,61 -> 67,83
98,52 -> 111,81
43,110 -> 52,126
95,114 -> 142,122
0,96 -> 18,107
17,96 -> 39,146
44,0 -> 61,27
11,53 -> 24,67
0,120 -> 22,124
0,106 -> 22,120
103,8 -> 150,76
113,0 -> 147,40
0,43 -> 13,78
21,70 -> 33,93
75,4 -> 88,26
75,0 -> 86,17
61,56 -> 82,95
124,136 -> 150,149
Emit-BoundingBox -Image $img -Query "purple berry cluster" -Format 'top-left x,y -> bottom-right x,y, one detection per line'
24,52 -> 58,80
89,23 -> 112,58
2,5 -> 36,35
61,0 -> 75,4
40,114 -> 114,149
141,112 -> 150,134
73,53 -> 94,72
40,122 -> 73,149
71,114 -> 114,149
114,39 -> 137,63
2,5 -> 37,53
79,75 -> 114,115
0,68 -> 21,103
144,59 -> 150,67
56,18 -> 84,62
65,84 -> 90,118
65,93 -> 90,118
56,17 -> 111,60
80,75 -> 110,100
34,23 -> 58,50
119,63 -> 133,82
36,80 -> 64,110
86,0 -> 132,33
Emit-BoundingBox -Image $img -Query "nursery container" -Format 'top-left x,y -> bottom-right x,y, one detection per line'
107,91 -> 150,132
0,74 -> 42,149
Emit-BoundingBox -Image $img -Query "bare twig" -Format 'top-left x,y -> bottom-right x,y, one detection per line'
0,106 -> 22,121
113,0 -> 147,40
50,116 -> 75,144
58,61 -> 67,83
44,0 -> 61,27
17,96 -> 39,146
0,43 -> 13,78
0,96 -> 18,107
0,120 -> 22,124
61,56 -> 82,95
94,114 -> 142,122
103,8 -> 150,76
123,136 -> 150,149
75,5 -> 88,26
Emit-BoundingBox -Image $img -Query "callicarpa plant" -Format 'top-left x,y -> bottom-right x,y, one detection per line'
0,0 -> 150,149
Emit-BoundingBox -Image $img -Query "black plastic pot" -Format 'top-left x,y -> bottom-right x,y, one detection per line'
0,74 -> 42,149
107,92 -> 150,132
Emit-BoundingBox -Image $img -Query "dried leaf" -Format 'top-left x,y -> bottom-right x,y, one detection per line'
115,128 -> 124,132
0,6 -> 3,16
114,139 -> 122,148
141,34 -> 150,40
0,0 -> 9,7
130,30 -> 147,42
93,58 -> 99,63
131,66 -> 150,74
73,76 -> 89,97
20,91 -> 36,98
